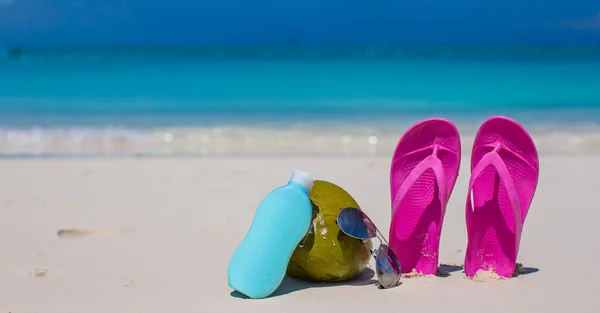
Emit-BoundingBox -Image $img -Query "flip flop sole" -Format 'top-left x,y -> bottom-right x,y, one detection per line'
390,118 -> 461,275
465,116 -> 539,278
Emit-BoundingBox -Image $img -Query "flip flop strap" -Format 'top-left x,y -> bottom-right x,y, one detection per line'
392,154 -> 448,216
466,150 -> 523,252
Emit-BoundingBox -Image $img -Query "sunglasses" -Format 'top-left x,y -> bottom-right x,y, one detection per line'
336,207 -> 402,289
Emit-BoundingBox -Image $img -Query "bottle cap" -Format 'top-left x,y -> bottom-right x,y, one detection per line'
290,170 -> 314,191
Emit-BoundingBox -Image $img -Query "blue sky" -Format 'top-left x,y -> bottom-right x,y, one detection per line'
0,0 -> 599,46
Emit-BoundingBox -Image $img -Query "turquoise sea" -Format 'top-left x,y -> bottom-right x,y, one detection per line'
1,45 -> 600,156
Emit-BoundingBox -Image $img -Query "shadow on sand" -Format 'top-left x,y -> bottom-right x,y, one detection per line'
436,264 -> 465,278
231,267 -> 377,299
230,263 -> 541,298
513,263 -> 539,277
435,263 -> 539,278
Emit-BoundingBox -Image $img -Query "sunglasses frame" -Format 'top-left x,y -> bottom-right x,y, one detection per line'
336,207 -> 402,289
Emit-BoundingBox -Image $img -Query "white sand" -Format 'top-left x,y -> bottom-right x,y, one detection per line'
0,154 -> 596,312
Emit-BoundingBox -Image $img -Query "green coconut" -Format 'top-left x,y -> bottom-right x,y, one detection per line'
286,180 -> 372,282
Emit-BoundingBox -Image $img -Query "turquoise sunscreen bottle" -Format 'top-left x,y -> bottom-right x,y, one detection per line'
227,170 -> 314,299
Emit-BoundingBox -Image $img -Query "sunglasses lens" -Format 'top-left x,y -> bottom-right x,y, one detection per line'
375,245 -> 402,288
336,207 -> 377,240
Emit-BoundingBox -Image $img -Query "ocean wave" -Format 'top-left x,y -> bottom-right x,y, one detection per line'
2,124 -> 600,157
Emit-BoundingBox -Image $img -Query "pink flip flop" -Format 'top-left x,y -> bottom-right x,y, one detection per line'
464,116 -> 539,278
389,118 -> 461,275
